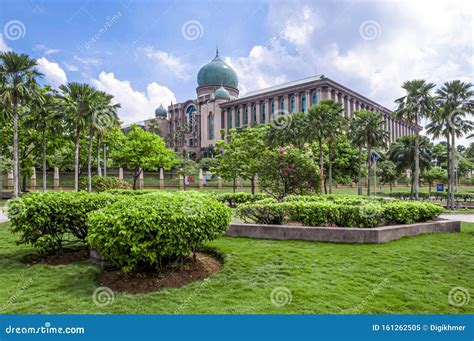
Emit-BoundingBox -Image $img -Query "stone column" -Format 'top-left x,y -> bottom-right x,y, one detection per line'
53,167 -> 60,189
179,174 -> 184,190
294,93 -> 300,112
30,167 -> 37,189
217,176 -> 222,189
236,176 -> 241,188
7,171 -> 13,188
159,168 -> 164,189
343,96 -> 349,118
138,169 -> 144,189
198,168 -> 203,189
118,167 -> 123,180
284,94 -> 290,114
256,101 -> 261,124
254,174 -> 259,192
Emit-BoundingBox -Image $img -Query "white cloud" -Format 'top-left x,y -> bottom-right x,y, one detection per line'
141,47 -> 190,80
281,6 -> 317,45
74,55 -> 102,66
33,44 -> 60,55
90,72 -> 176,124
225,40 -> 302,95
63,62 -> 79,72
0,34 -> 10,52
36,57 -> 67,88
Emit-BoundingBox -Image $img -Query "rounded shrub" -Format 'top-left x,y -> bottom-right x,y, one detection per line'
87,191 -> 232,272
8,191 -> 119,253
79,176 -> 131,192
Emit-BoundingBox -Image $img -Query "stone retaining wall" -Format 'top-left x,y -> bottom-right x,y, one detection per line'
225,219 -> 460,244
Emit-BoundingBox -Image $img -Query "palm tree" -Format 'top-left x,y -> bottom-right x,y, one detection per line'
307,99 -> 344,193
59,83 -> 97,192
395,79 -> 435,200
387,135 -> 433,196
349,110 -> 388,196
349,112 -> 366,195
87,91 -> 120,191
25,85 -> 59,191
435,80 -> 473,208
267,112 -> 309,148
0,51 -> 42,197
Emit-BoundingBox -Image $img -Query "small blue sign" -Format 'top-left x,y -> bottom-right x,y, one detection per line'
437,184 -> 444,192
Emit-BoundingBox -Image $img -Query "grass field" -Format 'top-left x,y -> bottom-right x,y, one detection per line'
0,221 -> 472,314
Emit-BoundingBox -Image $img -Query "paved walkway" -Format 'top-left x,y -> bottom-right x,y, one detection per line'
440,214 -> 474,223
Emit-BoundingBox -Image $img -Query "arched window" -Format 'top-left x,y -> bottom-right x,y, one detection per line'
280,98 -> 285,114
186,105 -> 196,130
290,96 -> 295,113
245,106 -> 249,125
301,94 -> 306,113
312,90 -> 318,106
261,102 -> 266,123
237,109 -> 241,127
208,112 -> 214,139
229,109 -> 233,128
271,100 -> 275,119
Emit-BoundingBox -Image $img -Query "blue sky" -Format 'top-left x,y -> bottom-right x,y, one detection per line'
1,0 -> 473,143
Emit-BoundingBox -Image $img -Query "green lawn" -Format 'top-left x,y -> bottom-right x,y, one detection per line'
0,222 -> 472,314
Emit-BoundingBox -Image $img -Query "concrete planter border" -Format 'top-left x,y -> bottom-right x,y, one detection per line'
225,219 -> 461,244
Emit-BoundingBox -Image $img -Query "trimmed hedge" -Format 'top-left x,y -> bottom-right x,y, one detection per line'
236,197 -> 444,228
213,192 -> 268,207
87,191 -> 231,272
8,192 -> 119,253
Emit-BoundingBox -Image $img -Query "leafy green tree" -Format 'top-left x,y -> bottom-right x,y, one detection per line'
376,160 -> 399,193
113,125 -> 176,189
395,79 -> 435,200
422,167 -> 447,196
215,126 -> 268,194
256,145 -> 319,200
267,112 -> 309,148
387,135 -> 433,197
0,51 -> 42,197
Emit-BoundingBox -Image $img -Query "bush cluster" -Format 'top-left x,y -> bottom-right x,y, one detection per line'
8,191 -> 119,253
213,192 -> 268,207
387,191 -> 473,202
87,192 -> 231,272
236,196 -> 444,228
8,190 -> 231,272
79,176 -> 131,192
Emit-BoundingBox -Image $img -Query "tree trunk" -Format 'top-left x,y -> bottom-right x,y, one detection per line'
413,118 -> 420,200
449,130 -> 456,209
87,129 -> 93,192
366,146 -> 371,196
13,105 -> 19,197
103,143 -> 107,177
0,131 -> 3,199
428,182 -> 432,197
74,128 -> 81,192
42,126 -> 47,192
97,135 -> 102,177
390,182 -> 393,193
319,139 -> 324,194
328,144 -> 333,194
233,178 -> 236,193
446,132 -> 450,199
250,176 -> 255,195
357,145 -> 362,196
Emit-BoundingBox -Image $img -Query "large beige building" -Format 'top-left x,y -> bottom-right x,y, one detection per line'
147,50 -> 418,158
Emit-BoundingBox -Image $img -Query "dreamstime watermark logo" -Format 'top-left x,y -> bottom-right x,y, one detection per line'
359,203 -> 382,224
181,20 -> 204,40
84,11 -> 122,49
92,109 -> 116,130
346,278 -> 389,313
92,286 -> 115,307
174,278 -> 211,314
359,20 -> 381,41
3,20 -> 26,40
270,110 -> 292,130
0,278 -> 33,312
448,287 -> 470,307
447,108 -> 468,131
270,287 -> 292,307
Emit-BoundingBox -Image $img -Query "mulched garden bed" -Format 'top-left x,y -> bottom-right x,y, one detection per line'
27,249 -> 90,266
96,252 -> 222,294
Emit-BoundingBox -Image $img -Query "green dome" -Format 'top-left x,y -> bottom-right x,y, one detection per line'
155,104 -> 167,118
214,85 -> 230,100
197,51 -> 238,89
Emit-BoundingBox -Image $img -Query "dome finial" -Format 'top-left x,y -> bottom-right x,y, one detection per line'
216,42 -> 219,57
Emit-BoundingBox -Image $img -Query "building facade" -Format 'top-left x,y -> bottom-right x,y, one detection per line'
145,50 -> 418,158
